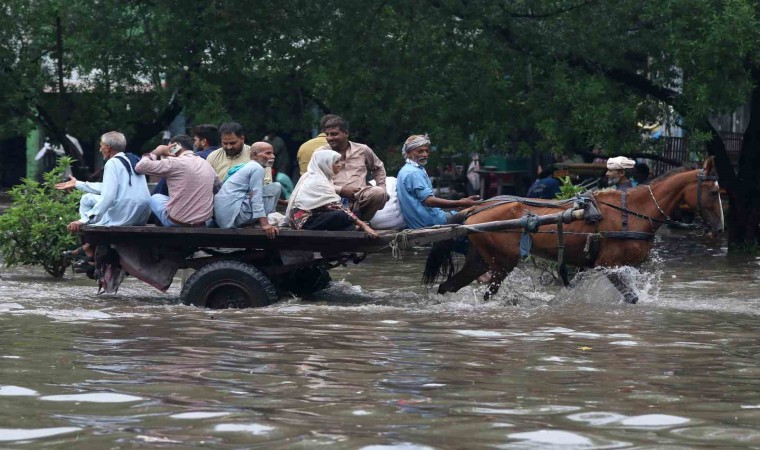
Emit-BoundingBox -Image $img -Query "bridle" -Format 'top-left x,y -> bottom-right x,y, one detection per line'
695,169 -> 719,220
596,169 -> 719,234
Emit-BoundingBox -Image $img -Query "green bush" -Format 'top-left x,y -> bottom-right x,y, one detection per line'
0,157 -> 82,277
556,176 -> 586,200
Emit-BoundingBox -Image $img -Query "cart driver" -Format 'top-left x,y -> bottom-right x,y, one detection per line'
396,134 -> 479,229
605,156 -> 636,191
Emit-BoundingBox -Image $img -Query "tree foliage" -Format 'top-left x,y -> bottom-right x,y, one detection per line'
0,157 -> 81,277
3,0 -> 760,248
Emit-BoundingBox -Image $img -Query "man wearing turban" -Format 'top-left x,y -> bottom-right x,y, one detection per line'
605,156 -> 636,191
396,134 -> 480,229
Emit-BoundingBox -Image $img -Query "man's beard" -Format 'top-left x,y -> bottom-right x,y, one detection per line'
225,146 -> 243,157
256,157 -> 274,167
417,158 -> 429,166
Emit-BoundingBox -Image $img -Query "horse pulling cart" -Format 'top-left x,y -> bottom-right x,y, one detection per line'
79,205 -> 591,309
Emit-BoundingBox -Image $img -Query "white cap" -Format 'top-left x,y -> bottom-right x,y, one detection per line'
606,156 -> 635,170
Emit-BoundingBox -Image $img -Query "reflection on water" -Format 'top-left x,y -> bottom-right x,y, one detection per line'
0,231 -> 759,448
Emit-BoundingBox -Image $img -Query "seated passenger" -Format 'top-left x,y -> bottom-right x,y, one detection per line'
317,115 -> 388,221
152,134 -> 193,197
633,162 -> 651,186
286,150 -> 378,237
605,156 -> 636,191
55,131 -> 152,261
250,141 -> 284,212
275,171 -> 294,200
206,121 -> 251,180
396,134 -> 479,229
214,145 -> 280,238
135,143 -> 219,227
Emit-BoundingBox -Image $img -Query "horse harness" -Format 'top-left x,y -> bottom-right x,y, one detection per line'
463,169 -> 717,285
596,169 -> 717,234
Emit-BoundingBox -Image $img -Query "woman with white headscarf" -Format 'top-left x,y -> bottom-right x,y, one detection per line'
286,150 -> 378,237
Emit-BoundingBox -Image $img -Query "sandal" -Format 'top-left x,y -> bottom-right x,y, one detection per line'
62,246 -> 88,262
73,259 -> 95,273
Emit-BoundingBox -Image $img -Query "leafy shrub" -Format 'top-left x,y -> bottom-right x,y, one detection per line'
0,157 -> 82,277
556,176 -> 586,199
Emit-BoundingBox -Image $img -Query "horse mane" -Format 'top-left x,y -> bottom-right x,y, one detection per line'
649,165 -> 693,183
592,165 -> 695,201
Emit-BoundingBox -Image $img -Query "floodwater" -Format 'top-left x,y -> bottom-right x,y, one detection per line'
0,230 -> 758,449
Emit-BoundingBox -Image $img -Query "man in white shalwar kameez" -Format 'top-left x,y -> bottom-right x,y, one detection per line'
57,131 -> 151,232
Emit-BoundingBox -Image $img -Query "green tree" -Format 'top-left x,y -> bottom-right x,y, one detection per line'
428,0 -> 760,250
5,0 -> 760,250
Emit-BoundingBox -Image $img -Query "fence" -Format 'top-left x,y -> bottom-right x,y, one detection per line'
650,133 -> 743,177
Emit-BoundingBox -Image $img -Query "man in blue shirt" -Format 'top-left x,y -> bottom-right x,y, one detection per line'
213,142 -> 281,237
396,135 -> 479,229
526,165 -> 561,199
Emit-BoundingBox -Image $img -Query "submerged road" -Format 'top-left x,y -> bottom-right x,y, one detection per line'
0,230 -> 758,448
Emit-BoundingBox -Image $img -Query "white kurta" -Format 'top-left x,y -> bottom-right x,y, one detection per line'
74,153 -> 151,226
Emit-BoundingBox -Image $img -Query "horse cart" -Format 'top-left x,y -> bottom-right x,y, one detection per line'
79,207 -> 589,309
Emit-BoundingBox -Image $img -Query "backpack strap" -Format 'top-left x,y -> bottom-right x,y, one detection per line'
114,154 -> 133,186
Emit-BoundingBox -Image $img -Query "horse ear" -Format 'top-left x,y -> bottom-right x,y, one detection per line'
703,156 -> 716,175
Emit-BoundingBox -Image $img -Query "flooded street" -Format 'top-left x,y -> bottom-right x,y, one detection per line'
0,230 -> 759,448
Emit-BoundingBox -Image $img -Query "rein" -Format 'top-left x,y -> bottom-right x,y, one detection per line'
595,169 -> 716,233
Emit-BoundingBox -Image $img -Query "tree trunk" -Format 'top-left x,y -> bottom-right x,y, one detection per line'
725,69 -> 760,249
127,99 -> 183,153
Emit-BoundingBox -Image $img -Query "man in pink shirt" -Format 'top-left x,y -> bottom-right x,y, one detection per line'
135,143 -> 220,227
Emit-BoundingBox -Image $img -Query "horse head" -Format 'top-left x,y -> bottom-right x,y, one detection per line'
682,156 -> 724,236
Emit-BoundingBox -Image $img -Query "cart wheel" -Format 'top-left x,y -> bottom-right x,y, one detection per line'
180,261 -> 277,309
275,264 -> 332,296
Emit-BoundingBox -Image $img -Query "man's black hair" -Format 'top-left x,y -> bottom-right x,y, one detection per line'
319,114 -> 341,131
634,162 -> 650,177
192,124 -> 220,146
321,115 -> 349,133
219,121 -> 245,137
538,165 -> 556,179
170,134 -> 194,151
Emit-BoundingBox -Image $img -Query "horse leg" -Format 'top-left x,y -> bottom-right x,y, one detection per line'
438,245 -> 489,294
483,269 -> 508,302
606,271 -> 638,304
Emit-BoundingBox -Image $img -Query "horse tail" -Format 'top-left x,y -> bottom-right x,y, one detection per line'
422,213 -> 468,285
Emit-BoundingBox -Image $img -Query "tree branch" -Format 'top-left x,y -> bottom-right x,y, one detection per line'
35,105 -> 87,169
502,0 -> 598,19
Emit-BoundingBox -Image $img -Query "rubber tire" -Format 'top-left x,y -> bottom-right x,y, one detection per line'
275,265 -> 332,297
180,261 -> 278,309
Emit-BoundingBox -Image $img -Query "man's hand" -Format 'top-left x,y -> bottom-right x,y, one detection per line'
55,176 -> 78,191
358,221 -> 379,239
339,186 -> 361,201
459,195 -> 481,208
262,223 -> 279,239
67,221 -> 84,233
151,144 -> 173,157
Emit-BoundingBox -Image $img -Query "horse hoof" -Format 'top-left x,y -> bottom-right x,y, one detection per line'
624,294 -> 638,304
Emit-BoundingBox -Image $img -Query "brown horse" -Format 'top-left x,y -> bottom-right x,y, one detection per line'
424,157 -> 724,303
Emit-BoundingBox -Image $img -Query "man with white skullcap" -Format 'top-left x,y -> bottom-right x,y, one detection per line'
396,134 -> 480,229
605,156 -> 636,191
